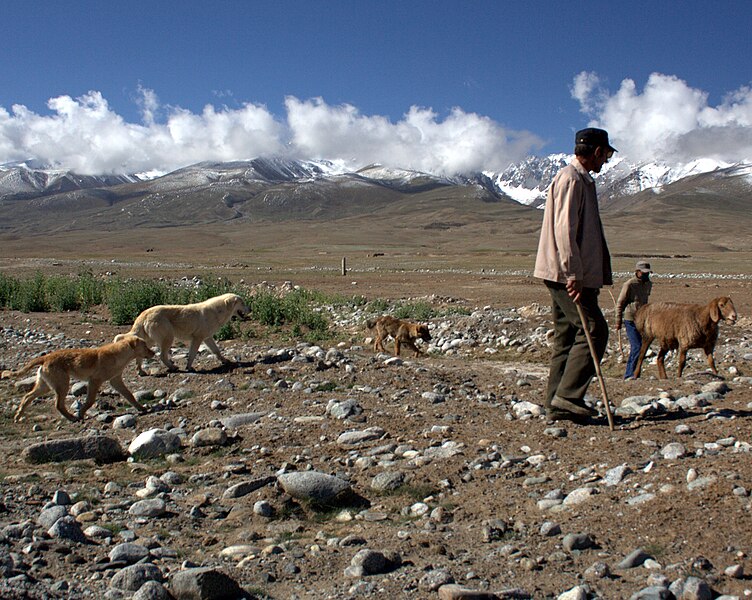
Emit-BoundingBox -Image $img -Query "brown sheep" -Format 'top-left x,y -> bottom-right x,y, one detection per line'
632,296 -> 737,379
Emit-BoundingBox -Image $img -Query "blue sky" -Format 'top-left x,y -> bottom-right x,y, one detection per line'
1,1 -> 751,175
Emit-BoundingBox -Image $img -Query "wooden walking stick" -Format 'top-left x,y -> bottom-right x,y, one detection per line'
607,288 -> 624,356
575,301 -> 615,431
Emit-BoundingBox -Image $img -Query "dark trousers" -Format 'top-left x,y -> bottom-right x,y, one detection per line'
543,282 -> 609,409
624,320 -> 642,379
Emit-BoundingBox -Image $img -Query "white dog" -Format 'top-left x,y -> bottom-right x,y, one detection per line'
115,293 -> 249,374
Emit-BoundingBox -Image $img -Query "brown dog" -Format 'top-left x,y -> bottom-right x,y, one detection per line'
1,335 -> 154,422
366,316 -> 431,357
114,292 -> 249,374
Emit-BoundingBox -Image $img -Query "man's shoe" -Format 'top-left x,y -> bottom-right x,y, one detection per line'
546,408 -> 599,425
551,395 -> 597,417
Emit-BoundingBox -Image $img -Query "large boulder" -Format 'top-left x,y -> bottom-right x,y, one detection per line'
23,436 -> 126,464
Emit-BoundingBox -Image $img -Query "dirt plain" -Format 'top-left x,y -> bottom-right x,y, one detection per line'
0,222 -> 752,600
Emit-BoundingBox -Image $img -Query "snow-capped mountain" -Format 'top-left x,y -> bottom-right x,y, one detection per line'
485,154 -> 747,208
485,154 -> 752,207
2,154 -> 750,222
0,160 -> 140,199
485,154 -> 570,207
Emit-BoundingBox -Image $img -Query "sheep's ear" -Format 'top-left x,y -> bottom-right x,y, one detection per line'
710,300 -> 721,323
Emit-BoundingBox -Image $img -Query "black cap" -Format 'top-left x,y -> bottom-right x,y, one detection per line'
575,128 -> 617,152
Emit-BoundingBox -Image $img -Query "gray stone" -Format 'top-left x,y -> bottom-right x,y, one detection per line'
543,427 -> 567,438
540,521 -> 561,537
661,442 -> 687,460
371,471 -> 405,492
701,381 -> 730,395
37,505 -> 69,529
604,464 -> 632,486
219,412 -> 265,429
24,435 -> 126,464
128,429 -> 181,459
437,584 -> 505,599
626,493 -> 656,505
349,548 -> 398,575
222,477 -> 275,499
629,586 -> 674,600
129,498 -> 167,518
563,487 -> 595,506
71,381 -> 88,396
113,414 -> 138,429
328,398 -> 363,419
336,427 -> 386,446
419,568 -> 454,591
253,501 -> 274,518
562,533 -> 595,552
670,576 -> 713,600
558,587 -> 588,600
618,548 -> 651,569
724,564 -> 744,578
133,581 -> 174,600
687,476 -> 718,491
189,427 -> 227,448
52,490 -> 72,505
48,515 -> 87,543
277,471 -> 351,503
170,567 -> 244,600
620,395 -> 658,407
110,563 -> 164,591
423,441 -> 464,460
109,542 -> 150,565
423,391 -> 447,403
584,561 -> 611,580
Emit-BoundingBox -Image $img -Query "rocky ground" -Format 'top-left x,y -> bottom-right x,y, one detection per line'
0,278 -> 751,600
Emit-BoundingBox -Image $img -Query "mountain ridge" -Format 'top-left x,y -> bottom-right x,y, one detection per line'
1,155 -> 750,235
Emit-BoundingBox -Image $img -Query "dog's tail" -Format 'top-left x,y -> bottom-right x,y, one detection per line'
1,355 -> 47,380
365,318 -> 378,330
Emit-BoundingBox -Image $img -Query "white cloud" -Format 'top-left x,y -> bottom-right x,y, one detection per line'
285,97 -> 542,175
572,71 -> 752,164
0,88 -> 541,176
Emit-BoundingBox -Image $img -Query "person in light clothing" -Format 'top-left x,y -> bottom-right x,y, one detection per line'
533,127 -> 615,422
615,260 -> 653,379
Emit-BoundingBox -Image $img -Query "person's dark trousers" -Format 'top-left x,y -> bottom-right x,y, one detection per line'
623,319 -> 642,379
543,281 -> 609,411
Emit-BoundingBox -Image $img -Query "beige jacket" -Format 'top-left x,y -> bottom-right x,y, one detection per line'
615,276 -> 652,325
533,160 -> 612,288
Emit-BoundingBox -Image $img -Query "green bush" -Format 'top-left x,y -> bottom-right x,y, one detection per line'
0,273 -> 19,308
0,272 -> 335,342
13,272 -> 49,312
249,290 -> 287,326
76,270 -> 105,309
393,300 -> 435,321
105,279 -> 169,325
367,298 -> 390,313
0,271 -> 107,313
45,276 -> 80,312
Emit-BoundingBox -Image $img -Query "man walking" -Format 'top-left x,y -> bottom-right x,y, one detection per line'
534,128 -> 616,422
616,260 -> 653,379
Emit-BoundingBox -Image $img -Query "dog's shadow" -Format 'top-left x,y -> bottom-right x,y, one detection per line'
192,360 -> 256,375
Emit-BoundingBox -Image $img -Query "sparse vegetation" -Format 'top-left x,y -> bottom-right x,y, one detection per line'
0,273 -> 340,341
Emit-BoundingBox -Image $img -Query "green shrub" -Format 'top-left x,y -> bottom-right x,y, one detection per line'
105,279 -> 169,325
367,298 -> 390,313
76,270 -> 104,309
0,273 -> 19,308
249,290 -> 286,326
45,276 -> 80,312
393,300 -> 435,321
13,272 -> 49,312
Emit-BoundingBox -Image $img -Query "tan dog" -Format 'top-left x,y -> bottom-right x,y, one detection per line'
1,335 -> 154,422
366,315 -> 432,357
114,292 -> 249,374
